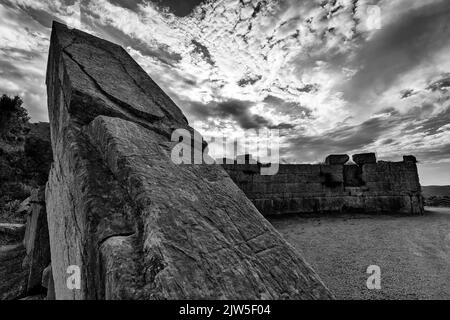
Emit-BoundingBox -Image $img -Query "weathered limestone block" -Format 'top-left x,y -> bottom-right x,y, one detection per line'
23,187 -> 51,293
325,154 -> 349,165
320,165 -> 344,190
362,162 -> 422,194
45,22 -> 332,300
360,163 -> 383,182
0,244 -> 27,300
352,153 -> 377,165
343,165 -> 363,187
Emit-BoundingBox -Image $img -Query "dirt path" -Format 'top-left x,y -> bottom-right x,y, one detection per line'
270,207 -> 450,300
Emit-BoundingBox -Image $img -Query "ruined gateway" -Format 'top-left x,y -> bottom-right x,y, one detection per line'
45,22 -> 334,299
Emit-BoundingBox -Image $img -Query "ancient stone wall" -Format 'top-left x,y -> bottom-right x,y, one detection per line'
223,154 -> 424,215
45,22 -> 332,300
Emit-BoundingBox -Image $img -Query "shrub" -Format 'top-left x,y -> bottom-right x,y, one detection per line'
0,94 -> 30,143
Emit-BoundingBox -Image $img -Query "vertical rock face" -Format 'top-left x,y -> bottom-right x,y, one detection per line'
45,22 -> 332,300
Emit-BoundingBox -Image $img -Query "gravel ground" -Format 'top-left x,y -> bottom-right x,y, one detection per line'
270,207 -> 450,300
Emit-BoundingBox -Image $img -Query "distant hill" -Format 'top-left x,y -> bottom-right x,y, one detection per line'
422,186 -> 450,207
422,186 -> 450,197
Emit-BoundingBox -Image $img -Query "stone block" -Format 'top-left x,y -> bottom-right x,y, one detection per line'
325,154 -> 349,165
352,153 -> 377,166
45,22 -> 332,300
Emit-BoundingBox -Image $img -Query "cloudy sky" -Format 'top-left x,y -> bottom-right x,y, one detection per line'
0,0 -> 450,185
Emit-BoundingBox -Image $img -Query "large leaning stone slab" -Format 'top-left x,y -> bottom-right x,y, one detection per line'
46,22 -> 190,145
46,22 -> 333,300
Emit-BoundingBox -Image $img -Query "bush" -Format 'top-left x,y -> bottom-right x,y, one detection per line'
0,199 -> 25,223
0,94 -> 30,143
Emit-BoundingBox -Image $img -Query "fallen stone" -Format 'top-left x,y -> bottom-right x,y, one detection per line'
23,188 -> 51,293
352,153 -> 377,166
45,22 -> 333,300
325,154 -> 349,165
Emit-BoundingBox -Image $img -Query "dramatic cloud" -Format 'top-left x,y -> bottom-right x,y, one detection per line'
0,0 -> 449,184
187,98 -> 295,130
340,0 -> 450,112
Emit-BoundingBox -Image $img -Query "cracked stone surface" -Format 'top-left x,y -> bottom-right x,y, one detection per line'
45,22 -> 333,300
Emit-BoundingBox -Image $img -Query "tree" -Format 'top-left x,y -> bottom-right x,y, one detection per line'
0,94 -> 30,142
